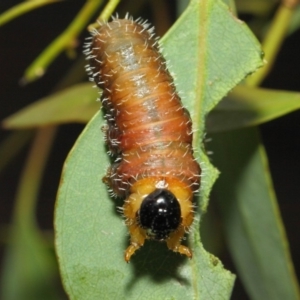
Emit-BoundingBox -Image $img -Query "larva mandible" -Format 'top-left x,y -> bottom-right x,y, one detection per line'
84,16 -> 201,262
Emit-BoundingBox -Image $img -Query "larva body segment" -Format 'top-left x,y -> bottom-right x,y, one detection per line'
85,18 -> 201,262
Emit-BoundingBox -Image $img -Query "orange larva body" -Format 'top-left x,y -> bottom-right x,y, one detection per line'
85,18 -> 201,261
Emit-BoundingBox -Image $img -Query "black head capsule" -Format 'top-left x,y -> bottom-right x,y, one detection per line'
137,189 -> 181,240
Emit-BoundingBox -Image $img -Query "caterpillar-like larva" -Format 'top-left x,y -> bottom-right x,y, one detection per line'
84,16 -> 201,262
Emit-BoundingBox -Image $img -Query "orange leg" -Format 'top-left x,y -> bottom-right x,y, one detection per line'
123,193 -> 148,262
125,243 -> 141,263
124,222 -> 146,262
166,226 -> 192,258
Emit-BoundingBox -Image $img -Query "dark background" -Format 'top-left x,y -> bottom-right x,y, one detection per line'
0,1 -> 299,299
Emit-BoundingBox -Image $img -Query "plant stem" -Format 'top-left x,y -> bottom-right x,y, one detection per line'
0,0 -> 58,27
23,0 -> 103,83
14,127 -> 57,227
246,1 -> 297,86
88,0 -> 121,31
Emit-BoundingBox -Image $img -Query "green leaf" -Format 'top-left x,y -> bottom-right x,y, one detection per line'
210,128 -> 300,300
162,0 -> 263,121
55,0 -> 264,298
55,113 -> 234,300
2,83 -> 99,129
206,85 -> 300,132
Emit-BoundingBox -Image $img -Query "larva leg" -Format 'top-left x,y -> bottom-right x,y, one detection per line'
165,195 -> 194,258
125,244 -> 140,263
124,223 -> 146,262
123,192 -> 147,262
166,226 -> 192,258
101,124 -> 108,134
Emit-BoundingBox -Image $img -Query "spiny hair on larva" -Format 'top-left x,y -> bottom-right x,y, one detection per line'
83,15 -> 160,77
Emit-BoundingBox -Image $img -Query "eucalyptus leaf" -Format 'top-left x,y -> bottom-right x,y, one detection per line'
207,85 -> 300,132
210,128 -> 300,300
3,83 -> 99,129
55,0 -> 264,298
